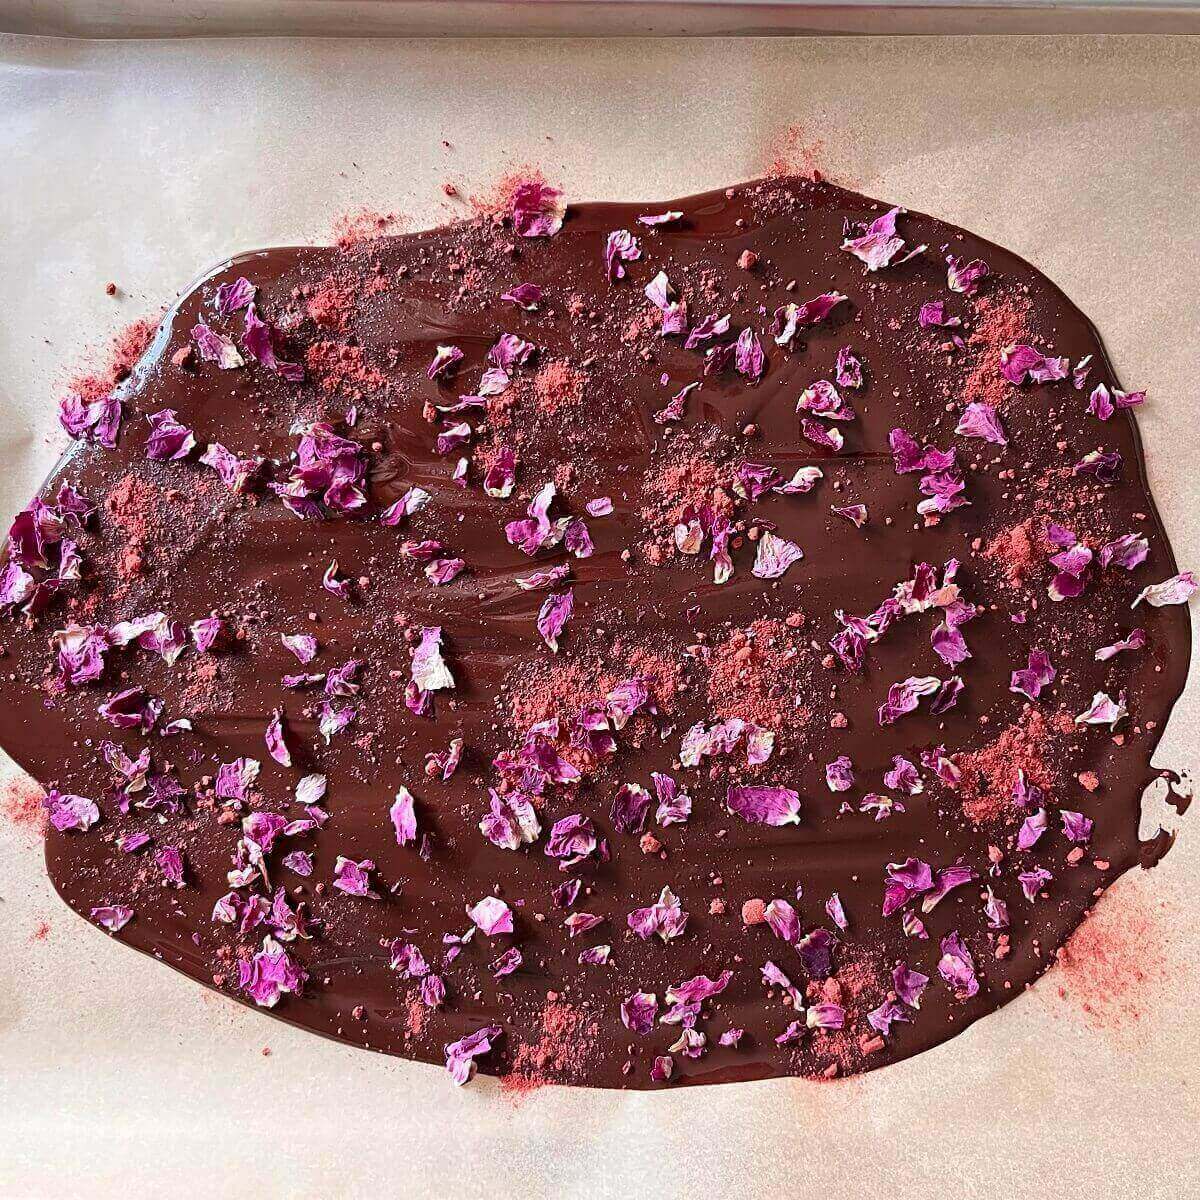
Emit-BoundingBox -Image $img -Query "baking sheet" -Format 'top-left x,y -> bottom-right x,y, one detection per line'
0,31 -> 1198,1200
6,0 -> 1200,39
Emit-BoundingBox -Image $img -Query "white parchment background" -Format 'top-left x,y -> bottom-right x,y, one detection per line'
0,32 -> 1197,1200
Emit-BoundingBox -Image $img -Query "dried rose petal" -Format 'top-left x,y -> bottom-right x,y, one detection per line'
1075,691 -> 1128,728
192,323 -> 244,370
725,785 -> 801,826
1132,572 -> 1197,608
1000,343 -> 1069,385
501,282 -> 543,310
610,782 -> 652,836
1010,648 -> 1056,701
1096,628 -> 1146,662
604,230 -> 641,281
264,708 -> 292,767
512,181 -> 564,238
827,355 -> 864,405
955,402 -> 1007,445
144,409 -> 196,461
937,931 -> 979,1000
946,255 -> 989,295
621,991 -> 659,1034
45,789 -> 100,832
628,886 -> 688,942
390,787 -> 418,846
1088,382 -> 1145,421
426,344 -> 464,380
332,856 -> 378,898
772,292 -> 847,346
468,896 -> 513,936
735,328 -> 766,382
752,531 -> 803,579
444,1024 -> 503,1085
1061,810 -> 1094,843
536,589 -> 574,652
842,207 -> 924,271
637,210 -> 683,226
91,904 -> 134,932
215,276 -> 256,315
825,755 -> 854,792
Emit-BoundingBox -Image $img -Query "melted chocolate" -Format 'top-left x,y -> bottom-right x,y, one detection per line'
1,176 -> 1189,1088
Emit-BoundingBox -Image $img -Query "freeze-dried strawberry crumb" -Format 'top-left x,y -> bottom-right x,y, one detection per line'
333,209 -> 399,251
508,998 -> 599,1087
66,318 -> 156,402
706,618 -> 815,735
534,361 -> 588,416
953,707 -> 1061,823
1,774 -> 46,834
467,168 -> 551,218
982,518 -> 1045,587
304,340 -> 386,396
404,992 -> 427,1038
1054,888 -> 1170,1032
105,472 -> 158,540
507,659 -> 595,731
506,644 -> 681,734
803,949 -> 883,1078
305,279 -> 356,331
961,294 -> 1032,410
764,124 -> 829,182
643,428 -> 737,523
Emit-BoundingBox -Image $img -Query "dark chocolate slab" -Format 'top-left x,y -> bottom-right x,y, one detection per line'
0,176 -> 1188,1088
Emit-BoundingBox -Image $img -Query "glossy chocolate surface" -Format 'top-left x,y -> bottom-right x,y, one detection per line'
0,176 -> 1189,1088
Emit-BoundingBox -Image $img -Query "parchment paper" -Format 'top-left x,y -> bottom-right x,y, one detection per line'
0,32 -> 1197,1200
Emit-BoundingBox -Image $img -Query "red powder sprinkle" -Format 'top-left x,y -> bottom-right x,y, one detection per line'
499,1071 -> 544,1101
506,643 -> 682,736
306,278 -> 356,332
30,920 -> 51,942
178,658 -> 235,718
507,659 -> 595,732
105,472 -> 158,540
640,427 -> 738,558
953,706 -> 1060,823
505,998 -> 599,1092
472,440 -> 516,483
1054,886 -> 1170,1032
332,209 -> 399,251
961,293 -> 1032,410
533,360 -> 587,416
467,167 -> 552,218
765,124 -> 828,182
617,644 -> 683,713
803,947 -> 884,1079
706,618 -> 814,735
104,472 -> 164,580
304,340 -> 387,397
981,517 -> 1045,588
1,774 -> 46,835
66,318 -> 156,403
404,992 -> 427,1039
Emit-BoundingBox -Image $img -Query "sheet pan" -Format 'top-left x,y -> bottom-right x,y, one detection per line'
0,29 -> 1197,1200
3,0 -> 1200,38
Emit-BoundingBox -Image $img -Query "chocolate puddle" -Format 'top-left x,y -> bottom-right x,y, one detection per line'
0,175 -> 1190,1088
